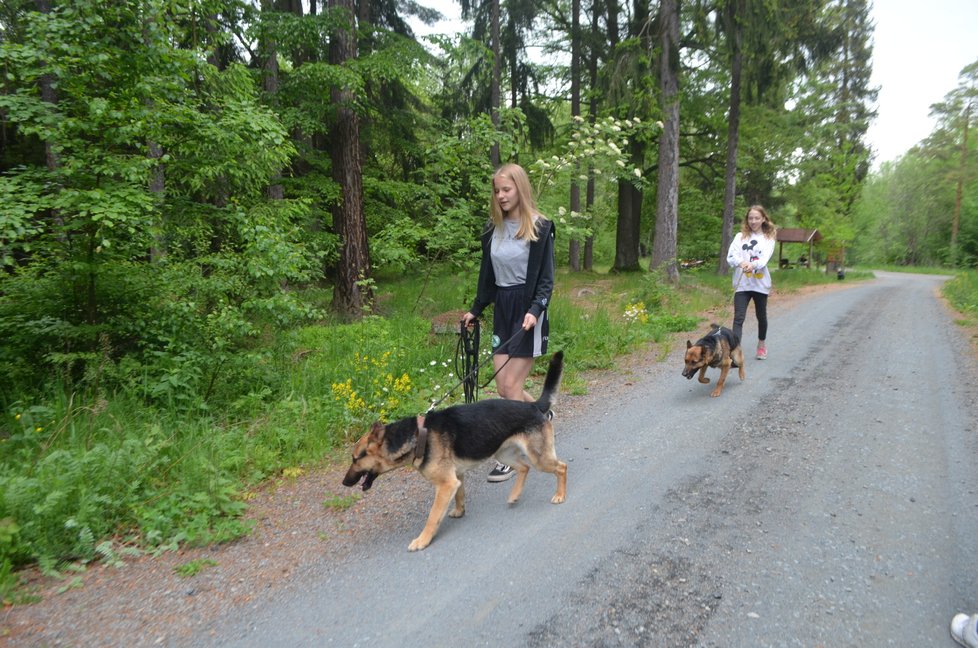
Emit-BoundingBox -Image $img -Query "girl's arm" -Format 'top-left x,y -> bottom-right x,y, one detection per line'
752,235 -> 776,270
527,221 -> 555,319
726,234 -> 743,268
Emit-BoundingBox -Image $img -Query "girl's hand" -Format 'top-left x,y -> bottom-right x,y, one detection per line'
461,312 -> 476,328
522,313 -> 537,330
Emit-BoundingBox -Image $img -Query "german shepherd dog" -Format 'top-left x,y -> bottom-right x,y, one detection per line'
342,351 -> 567,551
682,324 -> 745,397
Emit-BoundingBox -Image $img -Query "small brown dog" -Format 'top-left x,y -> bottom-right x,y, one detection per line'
342,351 -> 567,551
682,324 -> 745,397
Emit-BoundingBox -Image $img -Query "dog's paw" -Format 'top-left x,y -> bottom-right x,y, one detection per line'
710,389 -> 721,397
408,536 -> 431,551
449,508 -> 465,518
506,495 -> 521,505
551,494 -> 565,504
698,377 -> 710,384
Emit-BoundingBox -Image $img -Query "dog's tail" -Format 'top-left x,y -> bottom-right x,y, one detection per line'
535,350 -> 564,413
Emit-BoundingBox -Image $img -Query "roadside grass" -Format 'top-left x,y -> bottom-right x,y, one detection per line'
941,269 -> 978,330
0,262 -> 866,597
173,558 -> 219,578
323,494 -> 359,512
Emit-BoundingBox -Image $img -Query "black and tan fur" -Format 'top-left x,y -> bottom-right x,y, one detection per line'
342,351 -> 567,551
682,324 -> 745,397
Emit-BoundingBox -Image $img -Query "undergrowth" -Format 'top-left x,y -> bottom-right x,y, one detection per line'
942,269 -> 978,325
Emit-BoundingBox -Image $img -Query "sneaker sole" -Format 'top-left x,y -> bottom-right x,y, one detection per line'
487,472 -> 516,483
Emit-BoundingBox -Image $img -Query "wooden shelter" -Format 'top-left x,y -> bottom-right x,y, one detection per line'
776,228 -> 821,268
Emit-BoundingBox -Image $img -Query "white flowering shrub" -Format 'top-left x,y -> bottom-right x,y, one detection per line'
528,116 -> 656,241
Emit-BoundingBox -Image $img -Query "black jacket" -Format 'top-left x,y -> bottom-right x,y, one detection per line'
469,218 -> 555,319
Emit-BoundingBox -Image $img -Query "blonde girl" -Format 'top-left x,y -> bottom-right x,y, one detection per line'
460,163 -> 556,481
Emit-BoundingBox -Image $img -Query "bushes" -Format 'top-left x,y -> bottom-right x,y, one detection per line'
0,313 -> 463,576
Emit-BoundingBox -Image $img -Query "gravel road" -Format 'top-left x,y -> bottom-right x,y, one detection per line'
4,270 -> 977,647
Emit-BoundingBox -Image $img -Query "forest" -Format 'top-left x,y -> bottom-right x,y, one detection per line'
0,0 -> 975,589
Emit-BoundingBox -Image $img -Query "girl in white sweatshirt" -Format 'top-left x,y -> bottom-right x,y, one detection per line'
726,205 -> 777,359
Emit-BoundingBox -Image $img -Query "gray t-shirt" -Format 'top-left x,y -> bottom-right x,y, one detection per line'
490,217 -> 531,287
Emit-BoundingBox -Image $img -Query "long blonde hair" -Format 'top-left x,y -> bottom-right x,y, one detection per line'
490,163 -> 546,241
740,204 -> 777,239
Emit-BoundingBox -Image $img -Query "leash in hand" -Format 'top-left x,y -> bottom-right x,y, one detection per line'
428,322 -> 526,411
733,266 -> 747,294
457,319 -> 480,404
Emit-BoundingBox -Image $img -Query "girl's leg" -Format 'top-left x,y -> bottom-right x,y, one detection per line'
754,293 -> 768,342
488,354 -> 535,482
492,355 -> 536,402
732,292 -> 750,343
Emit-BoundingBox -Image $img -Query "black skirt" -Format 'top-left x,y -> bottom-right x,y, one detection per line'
492,284 -> 548,358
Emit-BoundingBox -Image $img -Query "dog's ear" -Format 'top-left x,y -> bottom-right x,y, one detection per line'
368,421 -> 386,442
686,340 -> 692,349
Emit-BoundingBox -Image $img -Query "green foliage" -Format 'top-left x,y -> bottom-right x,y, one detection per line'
531,115 -> 654,242
0,517 -> 38,604
135,480 -> 253,552
676,185 -> 724,263
0,0 -> 317,413
943,270 -> 978,319
852,59 -> 978,268
174,558 -> 218,578
2,433 -> 159,565
852,144 -> 975,266
323,494 -> 359,511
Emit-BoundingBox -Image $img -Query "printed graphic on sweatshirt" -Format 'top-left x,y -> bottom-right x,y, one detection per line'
741,239 -> 764,279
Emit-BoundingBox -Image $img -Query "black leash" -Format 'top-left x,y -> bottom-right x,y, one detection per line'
457,319 -> 480,404
427,324 -> 526,411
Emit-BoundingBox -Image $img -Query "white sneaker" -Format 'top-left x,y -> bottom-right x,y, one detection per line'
951,613 -> 978,648
487,462 -> 515,482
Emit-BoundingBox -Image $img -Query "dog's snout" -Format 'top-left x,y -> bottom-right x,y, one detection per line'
342,468 -> 363,487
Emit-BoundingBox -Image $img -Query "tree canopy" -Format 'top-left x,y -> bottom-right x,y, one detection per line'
2,0 -> 972,398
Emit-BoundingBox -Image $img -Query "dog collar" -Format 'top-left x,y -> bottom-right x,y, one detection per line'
413,415 -> 428,468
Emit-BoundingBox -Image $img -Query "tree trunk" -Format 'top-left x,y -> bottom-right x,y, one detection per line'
329,0 -> 372,317
568,0 -> 582,271
612,139 -> 643,272
950,101 -> 970,266
148,140 -> 166,262
589,0 -> 617,272
261,0 -> 285,201
139,3 -> 166,263
612,0 -> 647,273
613,181 -> 637,270
650,0 -> 680,282
31,0 -> 67,257
717,5 -> 742,276
489,0 -> 501,167
33,0 -> 59,174
606,0 -> 619,44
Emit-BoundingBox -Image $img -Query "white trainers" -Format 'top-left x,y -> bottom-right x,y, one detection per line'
951,613 -> 978,648
487,462 -> 515,482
